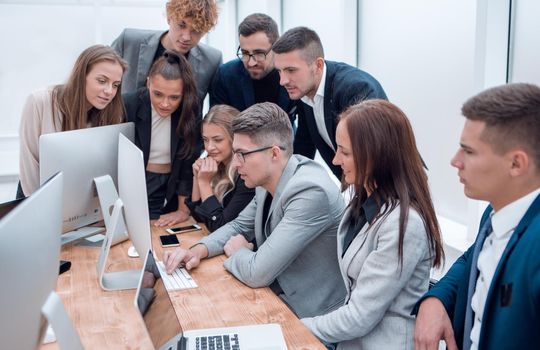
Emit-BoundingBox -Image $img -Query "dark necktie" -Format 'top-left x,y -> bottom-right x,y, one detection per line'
463,216 -> 493,350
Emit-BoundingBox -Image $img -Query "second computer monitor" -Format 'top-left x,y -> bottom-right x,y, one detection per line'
118,134 -> 152,257
39,122 -> 135,237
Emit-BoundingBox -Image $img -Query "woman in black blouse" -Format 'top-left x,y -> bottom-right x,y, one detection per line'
123,50 -> 200,226
186,105 -> 255,231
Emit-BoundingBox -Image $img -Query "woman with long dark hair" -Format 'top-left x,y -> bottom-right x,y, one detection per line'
302,99 -> 444,349
123,50 -> 200,226
19,44 -> 127,197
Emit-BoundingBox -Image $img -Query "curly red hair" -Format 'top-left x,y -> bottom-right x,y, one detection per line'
166,0 -> 218,34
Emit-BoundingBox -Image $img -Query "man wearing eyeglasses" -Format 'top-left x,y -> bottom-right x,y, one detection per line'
273,27 -> 387,179
163,102 -> 346,319
210,14 -> 294,117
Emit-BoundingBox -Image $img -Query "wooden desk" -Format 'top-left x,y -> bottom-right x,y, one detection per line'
42,224 -> 325,349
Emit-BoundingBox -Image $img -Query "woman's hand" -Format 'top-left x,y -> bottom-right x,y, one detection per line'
197,157 -> 218,184
192,158 -> 203,177
153,209 -> 190,227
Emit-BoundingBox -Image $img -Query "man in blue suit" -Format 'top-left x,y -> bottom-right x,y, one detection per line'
272,27 -> 387,178
414,83 -> 540,350
210,13 -> 294,117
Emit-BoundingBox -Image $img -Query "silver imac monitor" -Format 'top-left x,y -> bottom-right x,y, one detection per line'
118,133 -> 152,257
39,122 -> 135,244
95,134 -> 152,291
0,173 -> 63,349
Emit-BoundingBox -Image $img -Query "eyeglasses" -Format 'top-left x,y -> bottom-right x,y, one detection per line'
233,145 -> 285,163
236,47 -> 271,62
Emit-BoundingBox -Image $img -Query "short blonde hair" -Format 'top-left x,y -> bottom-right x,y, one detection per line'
166,0 -> 218,34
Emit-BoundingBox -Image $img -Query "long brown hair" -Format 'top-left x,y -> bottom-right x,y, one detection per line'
148,50 -> 199,159
340,99 -> 444,268
52,44 -> 127,131
202,105 -> 240,203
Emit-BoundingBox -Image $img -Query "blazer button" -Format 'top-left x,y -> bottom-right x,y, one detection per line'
212,216 -> 217,221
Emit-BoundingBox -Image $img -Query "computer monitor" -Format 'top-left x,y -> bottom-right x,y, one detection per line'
96,134 -> 152,291
0,173 -> 81,349
118,133 -> 152,258
39,122 -> 135,244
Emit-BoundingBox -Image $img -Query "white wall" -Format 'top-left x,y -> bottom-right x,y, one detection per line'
509,0 -> 540,85
0,0 -> 536,257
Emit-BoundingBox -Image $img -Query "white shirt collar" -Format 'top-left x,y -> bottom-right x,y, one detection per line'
301,62 -> 326,106
491,188 -> 540,239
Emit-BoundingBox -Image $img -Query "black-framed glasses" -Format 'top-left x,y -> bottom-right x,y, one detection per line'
233,145 -> 285,163
236,46 -> 271,62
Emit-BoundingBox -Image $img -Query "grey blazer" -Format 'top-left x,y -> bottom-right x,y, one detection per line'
199,155 -> 347,318
111,28 -> 222,108
302,205 -> 432,350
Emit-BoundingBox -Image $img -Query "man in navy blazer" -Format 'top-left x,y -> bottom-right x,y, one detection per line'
272,27 -> 387,178
210,13 -> 294,119
414,83 -> 540,350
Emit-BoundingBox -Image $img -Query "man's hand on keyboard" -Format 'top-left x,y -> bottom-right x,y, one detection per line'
163,247 -> 203,273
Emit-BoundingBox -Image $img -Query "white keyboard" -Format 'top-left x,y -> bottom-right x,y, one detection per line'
156,261 -> 198,291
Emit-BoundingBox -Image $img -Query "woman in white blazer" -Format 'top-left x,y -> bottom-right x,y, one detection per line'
302,99 -> 445,350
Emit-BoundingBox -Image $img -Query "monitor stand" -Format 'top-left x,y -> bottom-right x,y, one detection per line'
60,175 -> 129,246
96,197 -> 140,291
41,291 -> 83,350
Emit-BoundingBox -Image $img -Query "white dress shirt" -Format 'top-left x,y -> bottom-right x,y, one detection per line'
300,63 -> 334,151
470,188 -> 540,350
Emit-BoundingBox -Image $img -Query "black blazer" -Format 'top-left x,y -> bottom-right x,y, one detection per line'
123,88 -> 201,212
185,175 -> 254,232
294,60 -> 387,178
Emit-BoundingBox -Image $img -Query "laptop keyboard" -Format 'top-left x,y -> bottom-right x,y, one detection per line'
195,333 -> 240,350
156,261 -> 198,291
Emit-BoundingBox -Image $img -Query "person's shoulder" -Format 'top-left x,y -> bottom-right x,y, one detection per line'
195,42 -> 222,61
327,60 -> 377,83
26,86 -> 55,106
289,155 -> 340,191
122,27 -> 162,37
219,59 -> 244,73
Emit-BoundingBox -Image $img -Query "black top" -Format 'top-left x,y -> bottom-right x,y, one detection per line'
153,41 -> 166,62
185,175 -> 254,232
342,194 -> 380,256
252,69 -> 280,105
123,88 -> 202,213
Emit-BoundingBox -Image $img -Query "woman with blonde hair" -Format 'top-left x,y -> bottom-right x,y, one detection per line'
186,104 -> 255,232
302,99 -> 444,350
18,44 -> 127,197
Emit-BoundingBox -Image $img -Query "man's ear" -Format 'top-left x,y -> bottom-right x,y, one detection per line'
271,145 -> 281,160
315,57 -> 325,71
509,149 -> 530,177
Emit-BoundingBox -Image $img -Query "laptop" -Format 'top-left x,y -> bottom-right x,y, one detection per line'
134,250 -> 288,350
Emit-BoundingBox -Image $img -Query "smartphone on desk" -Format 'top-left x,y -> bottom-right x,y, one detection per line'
159,234 -> 180,247
166,223 -> 201,234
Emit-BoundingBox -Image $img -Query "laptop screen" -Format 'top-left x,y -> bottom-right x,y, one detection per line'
136,251 -> 183,349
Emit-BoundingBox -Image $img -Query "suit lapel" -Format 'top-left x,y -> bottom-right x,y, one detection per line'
136,90 -> 153,167
261,156 -> 299,237
137,32 -> 162,91
322,61 -> 337,150
170,109 -> 180,162
188,45 -> 205,103
484,194 -> 540,307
